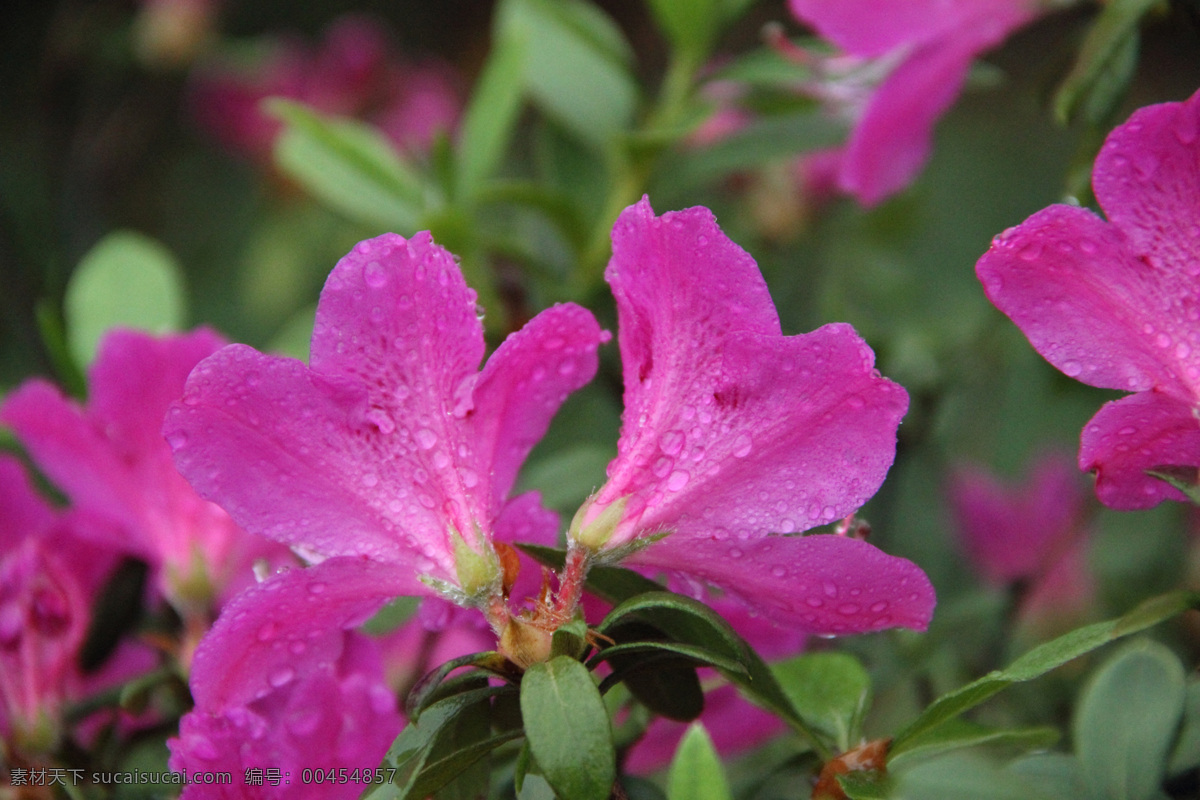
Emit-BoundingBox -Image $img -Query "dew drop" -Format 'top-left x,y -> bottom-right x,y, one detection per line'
308,582 -> 327,595
837,603 -> 860,616
364,261 -> 388,288
823,581 -> 838,599
771,565 -> 787,578
362,473 -> 379,488
1062,360 -> 1083,377
660,430 -> 685,456
728,548 -> 743,559
805,597 -> 824,609
1017,242 -> 1042,261
460,468 -> 479,488
269,667 -> 295,688
731,433 -> 752,458
666,470 -> 691,491
415,428 -> 438,450
869,601 -> 888,613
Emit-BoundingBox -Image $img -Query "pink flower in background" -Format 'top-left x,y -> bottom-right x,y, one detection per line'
573,198 -> 935,635
0,329 -> 290,618
189,14 -> 460,162
949,454 -> 1094,628
977,88 -> 1200,510
169,611 -> 401,800
788,0 -> 1042,205
0,456 -> 154,751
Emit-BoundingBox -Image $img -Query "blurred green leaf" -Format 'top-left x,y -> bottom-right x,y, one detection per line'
1168,679 -> 1200,776
887,720 -> 1059,770
837,771 -> 894,800
1074,639 -> 1185,800
1053,0 -> 1158,126
890,590 -> 1200,757
269,99 -> 424,231
772,652 -> 870,752
521,656 -> 615,800
647,0 -> 721,61
1007,753 -> 1089,800
64,230 -> 186,367
497,0 -> 637,148
667,724 -> 732,800
457,34 -> 528,199
894,752 -> 1057,800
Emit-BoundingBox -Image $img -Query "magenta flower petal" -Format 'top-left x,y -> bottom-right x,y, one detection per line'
1093,90 -> 1200,274
472,303 -> 606,508
789,0 -> 1002,57
630,534 -> 934,634
172,632 -> 401,800
977,89 -> 1200,508
167,232 -> 602,598
840,38 -> 975,206
1081,391 -> 1200,509
978,204 -> 1186,393
188,558 -> 410,711
596,199 -> 908,546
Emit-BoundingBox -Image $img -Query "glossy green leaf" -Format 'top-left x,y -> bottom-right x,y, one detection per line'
497,0 -> 636,147
837,771 -> 894,800
521,656 -> 614,800
456,34 -> 528,199
405,651 -> 521,722
667,725 -> 731,800
65,230 -> 186,367
1075,639 -> 1186,800
597,621 -> 705,722
269,99 -> 424,231
1053,0 -> 1158,125
772,652 -> 870,752
890,591 -> 1200,757
590,639 -> 748,677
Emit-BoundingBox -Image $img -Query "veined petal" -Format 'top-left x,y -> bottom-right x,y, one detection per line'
472,303 -> 605,509
1094,88 -> 1200,286
310,232 -> 489,535
977,204 -> 1191,393
1080,390 -> 1200,510
629,533 -> 934,634
605,322 -> 907,546
188,557 -> 417,711
166,345 -> 448,574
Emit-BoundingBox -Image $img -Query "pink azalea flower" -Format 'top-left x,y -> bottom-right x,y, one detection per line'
976,88 -> 1200,510
0,329 -> 290,618
572,198 -> 935,636
948,454 -> 1094,630
788,0 -> 1041,205
188,14 -> 460,163
163,230 -> 603,662
0,456 -> 155,752
169,625 -> 401,800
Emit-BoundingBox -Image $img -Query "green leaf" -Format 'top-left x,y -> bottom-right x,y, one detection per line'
1075,639 -> 1186,800
405,651 -> 521,722
886,720 -> 1060,770
1053,0 -> 1158,125
837,771 -> 895,800
520,656 -> 615,800
1168,679 -> 1200,776
647,0 -> 720,61
771,652 -> 870,752
373,683 -> 517,800
667,724 -> 731,800
890,591 -> 1200,757
65,230 -> 186,367
456,34 -> 528,199
1006,753 -> 1089,800
497,0 -> 637,147
894,752 -> 1057,800
591,639 -> 749,677
268,99 -> 424,231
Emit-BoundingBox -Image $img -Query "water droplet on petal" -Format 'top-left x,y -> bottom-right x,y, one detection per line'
1062,360 -> 1083,377
731,433 -> 752,458
166,431 -> 188,449
666,470 -> 690,491
364,261 -> 388,288
660,430 -> 685,456
1017,242 -> 1042,261
308,582 -> 327,595
269,667 -> 295,688
837,603 -> 860,616
362,473 -> 379,488
823,581 -> 838,599
460,468 -> 479,488
256,621 -> 279,642
770,565 -> 787,578
416,429 -> 438,450
870,601 -> 888,613
805,597 -> 823,609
